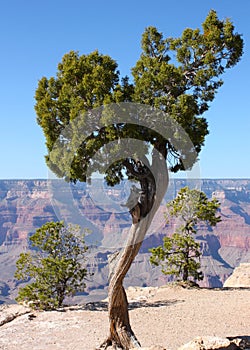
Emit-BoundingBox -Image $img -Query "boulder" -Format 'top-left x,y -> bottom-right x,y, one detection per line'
177,336 -> 250,350
223,263 -> 250,288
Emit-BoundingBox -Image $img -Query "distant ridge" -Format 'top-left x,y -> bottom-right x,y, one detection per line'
0,179 -> 249,304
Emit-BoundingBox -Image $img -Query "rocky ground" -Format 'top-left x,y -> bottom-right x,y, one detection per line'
0,285 -> 249,350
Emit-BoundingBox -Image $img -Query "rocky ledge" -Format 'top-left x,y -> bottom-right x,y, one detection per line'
223,263 -> 250,288
0,286 -> 249,350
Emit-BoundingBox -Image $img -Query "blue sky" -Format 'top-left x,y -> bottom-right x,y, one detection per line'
0,0 -> 249,179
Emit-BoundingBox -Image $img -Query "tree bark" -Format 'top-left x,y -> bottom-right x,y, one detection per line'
183,266 -> 188,282
98,150 -> 169,349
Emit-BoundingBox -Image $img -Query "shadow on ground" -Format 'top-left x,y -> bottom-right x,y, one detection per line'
67,298 -> 184,312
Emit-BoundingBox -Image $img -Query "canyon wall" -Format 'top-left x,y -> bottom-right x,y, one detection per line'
0,179 -> 249,303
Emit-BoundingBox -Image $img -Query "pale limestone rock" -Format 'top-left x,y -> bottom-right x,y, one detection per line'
134,347 -> 167,350
177,336 -> 231,350
223,263 -> 250,287
0,304 -> 31,326
177,336 -> 250,350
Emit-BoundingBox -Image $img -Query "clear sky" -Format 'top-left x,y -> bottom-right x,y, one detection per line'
0,0 -> 249,179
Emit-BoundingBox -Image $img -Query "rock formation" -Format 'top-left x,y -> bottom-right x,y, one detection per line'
177,336 -> 250,350
223,263 -> 250,288
0,304 -> 31,326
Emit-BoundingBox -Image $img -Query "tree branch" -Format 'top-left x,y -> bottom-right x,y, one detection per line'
123,158 -> 151,180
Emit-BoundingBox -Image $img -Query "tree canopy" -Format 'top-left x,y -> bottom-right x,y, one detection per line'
15,221 -> 90,310
150,232 -> 204,282
150,187 -> 221,282
132,10 -> 243,162
35,10 -> 243,183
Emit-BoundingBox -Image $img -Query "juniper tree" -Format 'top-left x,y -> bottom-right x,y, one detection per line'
15,222 -> 90,310
150,187 -> 221,283
34,10 -> 243,349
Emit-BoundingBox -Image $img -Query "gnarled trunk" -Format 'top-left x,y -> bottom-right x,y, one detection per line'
98,150 -> 169,349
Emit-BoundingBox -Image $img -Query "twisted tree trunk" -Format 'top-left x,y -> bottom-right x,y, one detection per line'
98,150 -> 169,349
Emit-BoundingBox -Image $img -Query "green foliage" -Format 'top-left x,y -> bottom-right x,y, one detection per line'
150,232 -> 203,282
166,186 -> 221,233
132,10 -> 243,169
15,221 -> 90,310
34,11 -> 243,183
149,187 -> 221,282
35,50 -> 119,152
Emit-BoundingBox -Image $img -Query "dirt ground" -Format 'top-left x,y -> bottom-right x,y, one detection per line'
0,285 -> 249,350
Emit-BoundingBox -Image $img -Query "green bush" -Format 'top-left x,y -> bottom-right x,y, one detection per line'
15,221 -> 91,310
150,187 -> 221,282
